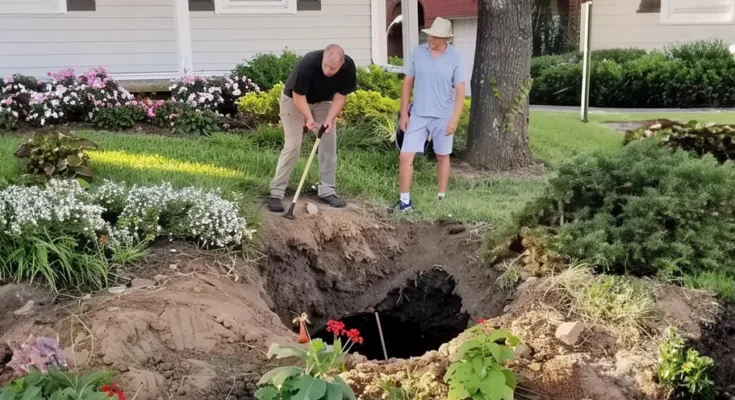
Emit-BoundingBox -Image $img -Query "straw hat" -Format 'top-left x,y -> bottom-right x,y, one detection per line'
422,17 -> 453,38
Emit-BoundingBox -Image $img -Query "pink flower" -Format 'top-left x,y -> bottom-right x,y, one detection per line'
6,77 -> 13,84
131,100 -> 138,106
4,97 -> 11,105
115,103 -> 121,108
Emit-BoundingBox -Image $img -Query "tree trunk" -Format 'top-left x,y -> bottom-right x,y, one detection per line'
465,0 -> 535,171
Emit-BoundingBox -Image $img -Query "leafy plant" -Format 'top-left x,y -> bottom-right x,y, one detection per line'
342,90 -> 399,126
0,106 -> 18,131
172,106 -> 220,136
496,264 -> 519,292
443,329 -> 521,400
623,119 -> 735,164
91,105 -> 141,131
356,65 -> 403,99
236,83 -> 283,125
378,379 -> 409,400
14,131 -> 98,181
254,319 -> 359,400
0,365 -> 120,400
657,326 -> 715,399
233,50 -> 301,91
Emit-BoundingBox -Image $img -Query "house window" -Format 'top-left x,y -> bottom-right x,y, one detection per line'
213,0 -> 298,14
0,0 -> 66,14
660,0 -> 735,24
67,0 -> 95,11
298,0 -> 320,11
190,0 -> 215,11
637,0 -> 661,13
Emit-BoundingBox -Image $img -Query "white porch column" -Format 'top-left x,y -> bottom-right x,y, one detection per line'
173,0 -> 194,77
371,0 -> 388,65
401,0 -> 419,61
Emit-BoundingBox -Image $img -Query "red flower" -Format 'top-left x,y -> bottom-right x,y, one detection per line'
345,328 -> 363,345
101,384 -> 126,400
326,320 -> 346,335
477,319 -> 486,324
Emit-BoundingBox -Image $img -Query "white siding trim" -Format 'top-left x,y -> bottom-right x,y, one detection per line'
0,0 -> 67,14
173,0 -> 194,76
660,0 -> 735,25
371,0 -> 387,65
213,0 -> 297,14
113,72 -> 179,81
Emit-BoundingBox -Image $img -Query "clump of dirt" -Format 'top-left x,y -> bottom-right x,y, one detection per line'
698,303 -> 735,393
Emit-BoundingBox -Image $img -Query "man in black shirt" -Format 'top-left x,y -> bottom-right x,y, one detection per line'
266,44 -> 357,212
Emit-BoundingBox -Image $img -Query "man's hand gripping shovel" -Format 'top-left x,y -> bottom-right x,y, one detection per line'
283,124 -> 328,220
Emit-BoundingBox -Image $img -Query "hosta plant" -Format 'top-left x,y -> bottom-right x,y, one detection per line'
254,319 -> 359,400
443,328 -> 521,400
0,365 -> 121,400
14,131 -> 98,181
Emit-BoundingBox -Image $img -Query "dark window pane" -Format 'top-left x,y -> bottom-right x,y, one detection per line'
67,0 -> 95,12
637,0 -> 661,13
298,0 -> 321,11
189,0 -> 215,12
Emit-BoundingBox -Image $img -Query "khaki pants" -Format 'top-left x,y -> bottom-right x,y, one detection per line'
269,94 -> 337,199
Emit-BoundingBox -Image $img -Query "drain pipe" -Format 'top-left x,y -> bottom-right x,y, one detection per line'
374,312 -> 389,361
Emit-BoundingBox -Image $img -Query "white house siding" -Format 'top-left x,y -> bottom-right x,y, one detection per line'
450,17 -> 477,96
189,0 -> 374,75
0,0 -> 179,79
590,0 -> 735,50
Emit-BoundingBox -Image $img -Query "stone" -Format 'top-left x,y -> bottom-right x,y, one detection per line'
192,287 -> 203,293
223,318 -> 233,329
649,123 -> 662,130
245,330 -> 262,343
214,315 -> 225,324
306,202 -> 319,215
528,362 -> 541,372
503,305 -> 512,314
13,300 -> 35,316
525,277 -> 538,283
169,264 -> 178,270
227,337 -> 235,344
130,278 -> 156,289
153,354 -> 162,364
556,321 -> 584,346
108,307 -> 120,312
102,355 -> 114,365
108,286 -> 126,294
514,344 -> 532,359
118,364 -> 129,372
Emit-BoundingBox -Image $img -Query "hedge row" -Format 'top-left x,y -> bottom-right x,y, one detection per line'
531,40 -> 735,108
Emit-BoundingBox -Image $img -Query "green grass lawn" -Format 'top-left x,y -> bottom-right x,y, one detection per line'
0,110 -> 721,226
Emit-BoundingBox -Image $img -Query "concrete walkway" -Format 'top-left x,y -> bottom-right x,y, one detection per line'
530,105 -> 735,114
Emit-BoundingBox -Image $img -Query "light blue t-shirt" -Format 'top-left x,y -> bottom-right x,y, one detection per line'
404,43 -> 465,119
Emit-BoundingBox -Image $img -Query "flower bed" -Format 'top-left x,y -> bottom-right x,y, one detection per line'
0,178 -> 254,292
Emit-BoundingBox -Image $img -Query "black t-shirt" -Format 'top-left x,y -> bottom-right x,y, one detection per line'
283,50 -> 357,104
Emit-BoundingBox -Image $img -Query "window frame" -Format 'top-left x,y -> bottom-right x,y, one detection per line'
660,0 -> 735,25
0,0 -> 67,14
213,0 -> 298,14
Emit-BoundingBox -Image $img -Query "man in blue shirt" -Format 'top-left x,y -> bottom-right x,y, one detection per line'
395,17 -> 466,212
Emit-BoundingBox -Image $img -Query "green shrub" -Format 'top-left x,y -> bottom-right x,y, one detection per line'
591,48 -> 647,64
173,106 -> 220,136
0,106 -> 18,131
342,89 -> 399,126
388,56 -> 404,66
623,120 -> 735,163
356,64 -> 403,98
232,50 -> 301,91
13,131 -> 98,181
529,40 -> 735,108
513,140 -> 735,278
236,83 -> 283,125
0,365 -> 119,400
658,326 -> 715,399
92,104 -> 143,131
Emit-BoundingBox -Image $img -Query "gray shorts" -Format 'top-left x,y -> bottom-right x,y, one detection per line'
400,114 -> 454,155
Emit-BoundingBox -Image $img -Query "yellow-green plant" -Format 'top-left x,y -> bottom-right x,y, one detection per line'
237,83 -> 283,125
443,329 -> 520,400
657,326 -> 715,399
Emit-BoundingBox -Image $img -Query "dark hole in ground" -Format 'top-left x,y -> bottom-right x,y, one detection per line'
312,268 -> 470,360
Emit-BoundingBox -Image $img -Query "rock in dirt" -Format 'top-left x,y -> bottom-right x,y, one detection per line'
13,300 -> 35,316
192,287 -> 203,294
169,264 -> 178,270
131,278 -> 156,289
305,202 -> 319,215
108,286 -> 126,294
514,344 -> 533,359
556,321 -> 584,346
103,355 -> 114,365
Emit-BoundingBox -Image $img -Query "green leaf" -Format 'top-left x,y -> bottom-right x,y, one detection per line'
19,386 -> 41,400
477,370 -> 505,399
257,366 -> 303,388
333,377 -> 356,400
502,385 -> 515,400
487,343 -> 501,362
471,356 -> 487,379
291,375 -> 327,400
72,165 -> 93,178
446,362 -> 475,384
0,390 -> 16,400
255,386 -> 280,400
66,154 -> 82,167
499,347 -> 516,362
500,369 -> 516,390
267,343 -> 308,361
448,384 -> 471,400
457,339 -> 482,360
325,382 -> 342,400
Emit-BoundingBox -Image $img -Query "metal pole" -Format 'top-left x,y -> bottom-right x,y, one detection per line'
580,1 -> 593,123
374,312 -> 389,361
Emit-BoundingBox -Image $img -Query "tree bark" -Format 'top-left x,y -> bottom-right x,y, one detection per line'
465,0 -> 535,171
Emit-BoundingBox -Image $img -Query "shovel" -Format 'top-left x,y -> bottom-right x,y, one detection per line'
283,124 -> 327,220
